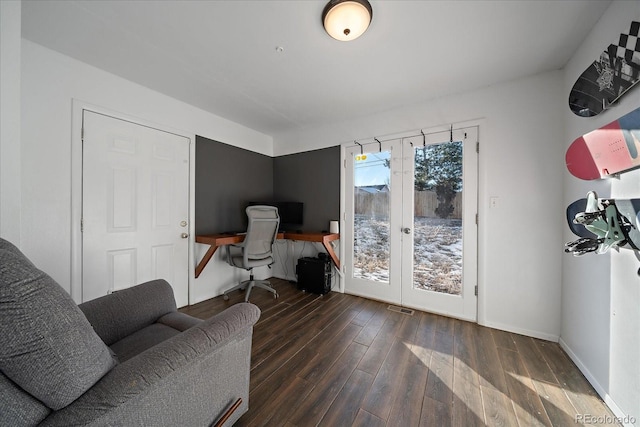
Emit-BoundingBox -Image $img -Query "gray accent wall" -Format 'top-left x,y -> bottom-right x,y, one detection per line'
195,136 -> 273,234
196,138 -> 340,234
273,146 -> 340,232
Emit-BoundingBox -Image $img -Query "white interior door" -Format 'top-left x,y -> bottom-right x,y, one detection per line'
82,111 -> 190,307
344,126 -> 478,321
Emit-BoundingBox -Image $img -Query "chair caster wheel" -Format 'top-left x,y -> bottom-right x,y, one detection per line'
274,293 -> 279,299
223,294 -> 229,301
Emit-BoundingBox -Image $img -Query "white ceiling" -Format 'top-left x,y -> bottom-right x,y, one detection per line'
21,0 -> 612,137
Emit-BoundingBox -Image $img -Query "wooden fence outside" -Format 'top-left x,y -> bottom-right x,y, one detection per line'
355,190 -> 462,219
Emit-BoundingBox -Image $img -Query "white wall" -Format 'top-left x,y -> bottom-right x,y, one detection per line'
0,0 -> 22,244
21,39 -> 273,304
561,1 -> 640,425
274,70 -> 566,340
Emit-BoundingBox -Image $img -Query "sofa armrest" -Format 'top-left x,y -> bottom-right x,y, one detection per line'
78,279 -> 178,346
41,302 -> 261,427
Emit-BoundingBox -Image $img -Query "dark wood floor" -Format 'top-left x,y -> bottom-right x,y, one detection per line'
180,278 -> 619,427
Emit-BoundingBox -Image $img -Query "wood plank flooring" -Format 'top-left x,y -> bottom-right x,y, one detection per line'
180,279 -> 620,426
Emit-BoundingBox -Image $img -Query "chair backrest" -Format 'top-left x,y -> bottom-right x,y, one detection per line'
243,205 -> 280,260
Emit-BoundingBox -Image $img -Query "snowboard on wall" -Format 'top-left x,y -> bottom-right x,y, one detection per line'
565,107 -> 640,180
565,191 -> 640,256
568,21 -> 640,117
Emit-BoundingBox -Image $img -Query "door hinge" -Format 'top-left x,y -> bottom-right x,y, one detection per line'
80,218 -> 84,233
475,285 -> 478,296
475,213 -> 478,224
81,127 -> 84,142
476,142 -> 479,153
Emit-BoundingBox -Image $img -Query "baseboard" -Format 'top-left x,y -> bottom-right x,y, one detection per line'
558,338 -> 607,397
559,338 -> 636,427
272,273 -> 297,282
188,291 -> 218,306
480,320 -> 559,342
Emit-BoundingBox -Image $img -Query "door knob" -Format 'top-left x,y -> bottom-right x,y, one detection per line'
402,227 -> 411,234
181,233 -> 189,239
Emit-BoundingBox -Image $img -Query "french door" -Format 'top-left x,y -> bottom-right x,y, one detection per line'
344,126 -> 478,321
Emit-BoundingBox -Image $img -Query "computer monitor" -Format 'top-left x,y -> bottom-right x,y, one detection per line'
247,201 -> 303,231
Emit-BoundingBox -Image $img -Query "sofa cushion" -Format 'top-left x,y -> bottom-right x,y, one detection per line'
0,370 -> 51,426
0,246 -> 117,410
0,238 -> 26,256
158,311 -> 203,331
79,279 -> 177,346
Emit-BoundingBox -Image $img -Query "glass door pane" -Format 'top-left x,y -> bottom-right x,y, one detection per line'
412,141 -> 463,295
353,151 -> 391,283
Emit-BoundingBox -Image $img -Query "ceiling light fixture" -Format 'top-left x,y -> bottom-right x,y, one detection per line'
322,0 -> 373,42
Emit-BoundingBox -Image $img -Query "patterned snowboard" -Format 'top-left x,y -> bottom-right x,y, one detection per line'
568,21 -> 640,117
565,107 -> 640,180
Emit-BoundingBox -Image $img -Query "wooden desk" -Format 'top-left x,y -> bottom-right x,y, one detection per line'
195,232 -> 340,278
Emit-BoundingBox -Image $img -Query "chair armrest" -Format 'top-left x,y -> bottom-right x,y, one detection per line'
78,279 -> 177,345
42,303 -> 261,427
225,242 -> 245,267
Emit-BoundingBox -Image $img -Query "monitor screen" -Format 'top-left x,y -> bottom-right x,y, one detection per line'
277,202 -> 303,227
247,201 -> 304,230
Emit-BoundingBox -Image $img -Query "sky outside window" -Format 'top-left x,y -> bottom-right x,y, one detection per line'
354,151 -> 390,187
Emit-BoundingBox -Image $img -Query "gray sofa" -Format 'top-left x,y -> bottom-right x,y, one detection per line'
0,237 -> 260,426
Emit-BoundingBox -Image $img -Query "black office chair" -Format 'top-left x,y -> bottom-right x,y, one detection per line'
223,205 -> 280,302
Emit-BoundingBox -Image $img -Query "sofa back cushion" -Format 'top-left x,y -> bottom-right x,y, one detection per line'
0,242 -> 117,410
79,279 -> 177,346
0,370 -> 51,425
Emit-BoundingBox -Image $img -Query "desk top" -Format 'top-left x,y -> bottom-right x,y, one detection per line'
195,231 -> 339,245
194,231 -> 340,278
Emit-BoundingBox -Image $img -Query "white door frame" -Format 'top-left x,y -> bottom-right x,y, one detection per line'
70,100 -> 196,305
340,120 -> 482,321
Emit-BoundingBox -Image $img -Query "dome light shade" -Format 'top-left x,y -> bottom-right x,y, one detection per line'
322,0 -> 373,41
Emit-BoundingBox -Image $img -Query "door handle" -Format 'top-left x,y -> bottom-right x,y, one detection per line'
402,227 -> 411,234
181,233 -> 189,239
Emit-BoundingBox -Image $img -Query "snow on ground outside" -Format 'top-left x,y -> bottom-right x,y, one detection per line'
354,216 -> 462,295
